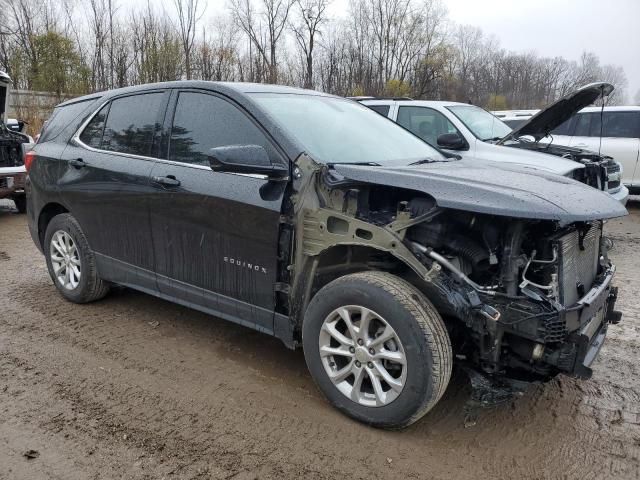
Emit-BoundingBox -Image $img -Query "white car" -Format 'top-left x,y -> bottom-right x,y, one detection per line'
492,110 -> 539,129
545,106 -> 640,192
359,83 -> 628,204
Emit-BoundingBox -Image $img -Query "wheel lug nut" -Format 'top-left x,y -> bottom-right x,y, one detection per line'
349,346 -> 355,353
369,348 -> 375,355
357,339 -> 364,346
367,362 -> 373,368
355,361 -> 361,368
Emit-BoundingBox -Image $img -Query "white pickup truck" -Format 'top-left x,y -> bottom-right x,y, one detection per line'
0,70 -> 28,213
359,83 -> 628,205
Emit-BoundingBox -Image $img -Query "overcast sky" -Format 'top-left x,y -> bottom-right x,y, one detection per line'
185,0 -> 639,100
321,0 -> 640,101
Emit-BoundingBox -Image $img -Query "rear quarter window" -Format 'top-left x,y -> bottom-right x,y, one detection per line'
39,98 -> 101,143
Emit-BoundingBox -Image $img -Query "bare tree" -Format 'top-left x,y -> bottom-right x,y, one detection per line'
290,0 -> 329,89
197,16 -> 240,81
173,0 -> 204,79
230,0 -> 295,83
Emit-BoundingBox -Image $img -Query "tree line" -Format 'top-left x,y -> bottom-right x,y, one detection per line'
0,0 -> 631,111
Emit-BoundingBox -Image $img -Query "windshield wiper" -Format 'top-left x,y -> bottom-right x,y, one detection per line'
328,161 -> 382,166
408,157 -> 457,166
482,136 -> 503,142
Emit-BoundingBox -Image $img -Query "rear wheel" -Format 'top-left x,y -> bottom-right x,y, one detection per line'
302,271 -> 452,428
44,213 -> 110,303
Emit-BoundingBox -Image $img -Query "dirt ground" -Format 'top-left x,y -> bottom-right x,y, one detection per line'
1,198 -> 639,480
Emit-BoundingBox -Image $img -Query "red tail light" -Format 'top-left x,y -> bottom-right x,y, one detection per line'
24,150 -> 36,172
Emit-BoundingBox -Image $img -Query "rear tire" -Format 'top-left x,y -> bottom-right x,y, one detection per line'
302,271 -> 452,429
44,213 -> 110,303
12,195 -> 26,214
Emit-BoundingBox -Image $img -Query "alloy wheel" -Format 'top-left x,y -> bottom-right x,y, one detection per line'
50,230 -> 81,290
318,305 -> 407,407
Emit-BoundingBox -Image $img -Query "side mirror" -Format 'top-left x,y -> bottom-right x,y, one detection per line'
437,133 -> 466,150
208,145 -> 288,179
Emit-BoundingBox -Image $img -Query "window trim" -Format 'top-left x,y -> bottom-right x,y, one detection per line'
72,89 -> 170,162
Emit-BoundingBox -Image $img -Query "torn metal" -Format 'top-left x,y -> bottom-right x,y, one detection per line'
277,152 -> 625,393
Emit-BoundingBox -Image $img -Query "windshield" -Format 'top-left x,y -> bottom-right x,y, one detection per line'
250,93 -> 447,166
447,105 -> 511,141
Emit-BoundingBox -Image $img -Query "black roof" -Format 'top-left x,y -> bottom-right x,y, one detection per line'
58,81 -> 332,107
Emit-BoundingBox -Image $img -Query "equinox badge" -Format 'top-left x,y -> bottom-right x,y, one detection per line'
223,256 -> 268,274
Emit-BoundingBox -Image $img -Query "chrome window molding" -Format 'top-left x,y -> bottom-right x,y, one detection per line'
71,98 -> 158,164
72,93 -> 273,181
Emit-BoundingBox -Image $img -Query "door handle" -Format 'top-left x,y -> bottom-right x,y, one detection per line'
69,158 -> 86,169
152,175 -> 181,187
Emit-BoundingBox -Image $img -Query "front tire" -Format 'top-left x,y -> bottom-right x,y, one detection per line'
302,271 -> 452,429
44,213 -> 110,303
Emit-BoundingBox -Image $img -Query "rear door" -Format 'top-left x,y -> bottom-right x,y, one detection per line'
61,90 -> 169,291
147,89 -> 288,333
569,111 -> 640,186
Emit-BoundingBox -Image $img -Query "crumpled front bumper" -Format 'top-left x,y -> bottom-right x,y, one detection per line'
548,265 -> 621,379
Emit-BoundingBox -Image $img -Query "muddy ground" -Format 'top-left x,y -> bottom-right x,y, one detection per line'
0,198 -> 639,480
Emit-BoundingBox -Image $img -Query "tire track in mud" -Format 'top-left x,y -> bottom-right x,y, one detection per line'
1,204 -> 640,479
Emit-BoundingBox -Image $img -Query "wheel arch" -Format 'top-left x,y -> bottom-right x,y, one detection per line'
37,202 -> 69,249
287,243 -> 433,343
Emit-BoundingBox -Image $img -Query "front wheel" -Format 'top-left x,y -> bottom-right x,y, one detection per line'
44,213 -> 110,303
302,271 -> 452,429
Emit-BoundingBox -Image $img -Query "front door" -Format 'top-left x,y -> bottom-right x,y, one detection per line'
147,89 -> 288,332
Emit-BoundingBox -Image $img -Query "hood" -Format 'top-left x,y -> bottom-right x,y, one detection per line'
333,159 -> 627,224
465,143 -> 582,176
499,82 -> 614,143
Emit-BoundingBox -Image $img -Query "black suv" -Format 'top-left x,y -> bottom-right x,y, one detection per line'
27,82 -> 626,428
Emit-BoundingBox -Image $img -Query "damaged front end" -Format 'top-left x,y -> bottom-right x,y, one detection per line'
281,156 -> 625,408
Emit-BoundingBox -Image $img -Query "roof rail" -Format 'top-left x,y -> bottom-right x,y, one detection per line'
347,96 -> 414,101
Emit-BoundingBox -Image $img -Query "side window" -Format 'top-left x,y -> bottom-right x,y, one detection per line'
573,113 -> 592,137
79,104 -> 108,148
397,106 -> 460,146
601,111 -> 640,138
39,99 -> 98,143
367,105 -> 390,117
101,92 -> 165,157
169,91 -> 281,166
551,117 -> 574,136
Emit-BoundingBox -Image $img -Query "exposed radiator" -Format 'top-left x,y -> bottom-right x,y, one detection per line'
556,223 -> 601,306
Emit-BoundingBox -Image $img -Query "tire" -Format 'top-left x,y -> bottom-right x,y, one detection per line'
44,213 -> 110,303
302,271 -> 452,429
12,195 -> 26,214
